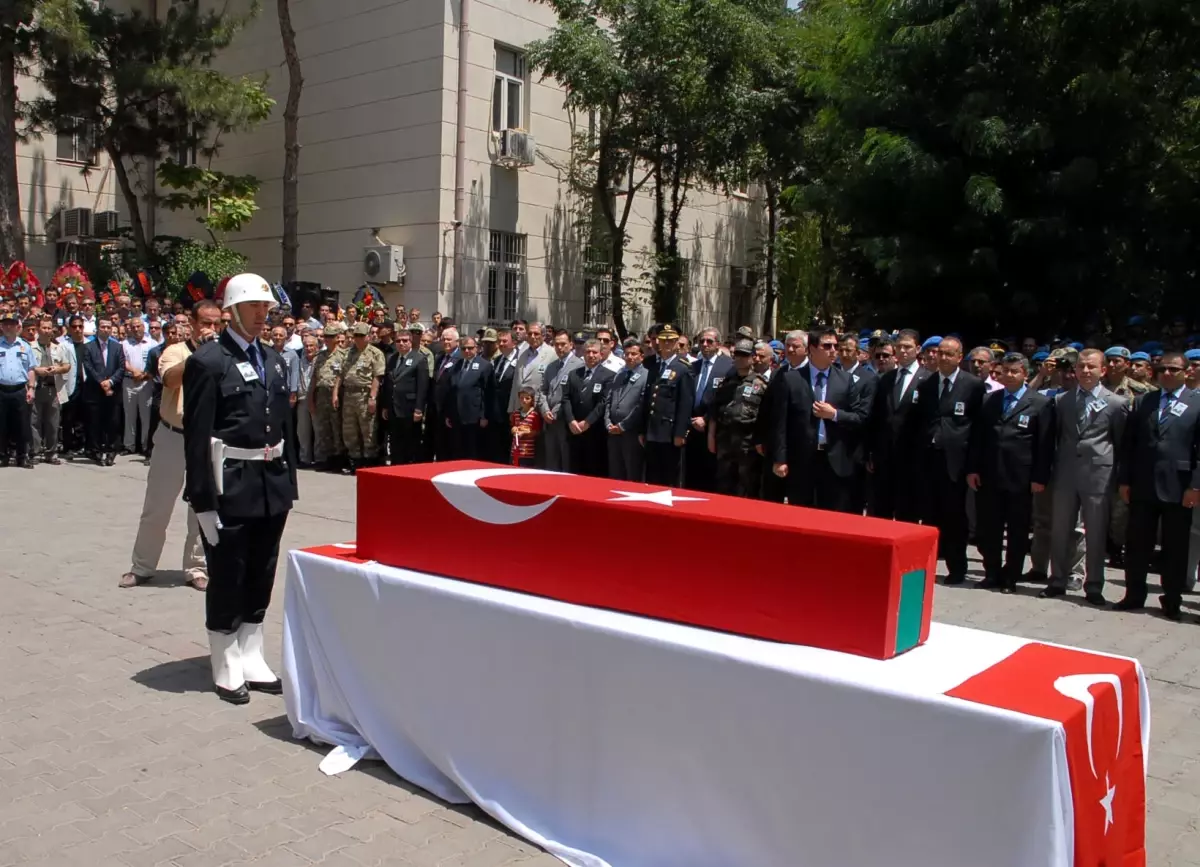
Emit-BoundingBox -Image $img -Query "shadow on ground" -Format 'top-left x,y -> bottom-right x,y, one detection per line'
131,655 -> 212,694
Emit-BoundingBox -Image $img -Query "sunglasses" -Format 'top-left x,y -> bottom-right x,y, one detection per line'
699,338 -> 716,344
874,352 -> 893,359
1157,365 -> 1184,374
818,342 -> 838,350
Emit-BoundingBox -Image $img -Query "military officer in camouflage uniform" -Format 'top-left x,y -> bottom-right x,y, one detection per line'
335,322 -> 386,471
411,321 -> 435,377
308,322 -> 346,471
1102,345 -> 1151,567
708,339 -> 769,498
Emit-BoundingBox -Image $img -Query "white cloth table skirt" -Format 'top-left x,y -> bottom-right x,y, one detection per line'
282,547 -> 1145,867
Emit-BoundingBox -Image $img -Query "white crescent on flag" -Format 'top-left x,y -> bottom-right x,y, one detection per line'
431,467 -> 562,525
1053,672 -> 1124,778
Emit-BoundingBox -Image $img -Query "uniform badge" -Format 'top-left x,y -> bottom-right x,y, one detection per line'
953,401 -> 965,416
236,361 -> 259,382
1017,414 -> 1030,429
742,385 -> 754,397
559,373 -> 568,385
911,391 -> 919,403
471,362 -> 480,370
1089,400 -> 1106,414
592,383 -> 602,394
668,370 -> 677,380
405,358 -> 413,366
274,363 -> 282,375
630,373 -> 640,383
713,377 -> 723,388
1170,401 -> 1187,417
660,368 -> 670,380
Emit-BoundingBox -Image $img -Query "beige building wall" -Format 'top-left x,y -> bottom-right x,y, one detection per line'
156,0 -> 764,335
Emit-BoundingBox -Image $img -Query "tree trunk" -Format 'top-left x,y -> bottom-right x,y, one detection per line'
761,179 -> 778,337
0,35 -> 25,263
108,144 -> 150,264
277,0 -> 301,284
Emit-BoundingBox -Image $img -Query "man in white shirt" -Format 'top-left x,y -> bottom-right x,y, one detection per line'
121,316 -> 157,453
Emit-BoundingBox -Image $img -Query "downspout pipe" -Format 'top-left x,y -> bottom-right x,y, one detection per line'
452,0 -> 470,322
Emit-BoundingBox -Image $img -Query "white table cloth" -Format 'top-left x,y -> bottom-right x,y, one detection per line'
282,547 -> 1147,867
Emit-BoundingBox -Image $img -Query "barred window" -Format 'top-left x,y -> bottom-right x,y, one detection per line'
582,246 -> 611,326
487,231 -> 525,322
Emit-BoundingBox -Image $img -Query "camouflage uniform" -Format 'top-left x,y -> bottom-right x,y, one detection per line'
1105,375 -> 1150,556
338,339 -> 386,461
709,356 -> 769,498
311,342 -> 346,463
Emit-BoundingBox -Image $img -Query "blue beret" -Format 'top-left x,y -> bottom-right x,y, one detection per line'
1130,351 -> 1151,362
1031,351 -> 1049,363
1186,349 -> 1200,362
921,336 -> 943,351
1036,345 -> 1050,355
769,340 -> 784,351
1068,342 -> 1084,351
858,328 -> 872,338
858,338 -> 871,351
1104,346 -> 1130,359
1128,315 -> 1146,327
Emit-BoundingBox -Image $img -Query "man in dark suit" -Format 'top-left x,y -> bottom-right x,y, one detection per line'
448,336 -> 493,460
1116,352 -> 1200,619
754,330 -> 808,503
685,328 -> 733,491
966,353 -> 1055,592
487,327 -> 519,462
770,328 -> 866,512
867,328 -> 931,520
840,333 -> 878,514
915,335 -> 987,583
381,328 -> 430,466
81,316 -> 125,466
429,327 -> 460,460
605,340 -> 647,481
563,338 -> 616,477
641,324 -> 695,486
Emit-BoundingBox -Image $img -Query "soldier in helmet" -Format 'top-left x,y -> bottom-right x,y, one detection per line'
182,273 -> 298,704
334,321 -> 385,472
708,339 -> 768,498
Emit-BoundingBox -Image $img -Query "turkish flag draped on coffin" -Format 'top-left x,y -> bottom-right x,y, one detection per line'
356,461 -> 938,659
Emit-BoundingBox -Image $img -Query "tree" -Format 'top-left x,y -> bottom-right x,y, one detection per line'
156,161 -> 261,243
277,0 -> 302,284
27,1 -> 272,264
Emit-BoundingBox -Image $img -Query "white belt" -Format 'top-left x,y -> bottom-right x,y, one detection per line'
210,438 -> 284,496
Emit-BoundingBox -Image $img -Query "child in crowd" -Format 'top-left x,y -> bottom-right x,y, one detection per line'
510,386 -> 542,467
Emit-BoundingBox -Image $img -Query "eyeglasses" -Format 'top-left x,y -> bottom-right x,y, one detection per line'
699,338 -> 715,344
818,342 -> 838,350
599,336 -> 613,343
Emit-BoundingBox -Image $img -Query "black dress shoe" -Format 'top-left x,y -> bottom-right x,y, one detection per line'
1159,603 -> 1183,622
215,683 -> 250,704
942,574 -> 966,586
1084,591 -> 1107,606
1000,584 -> 1016,595
1112,597 -> 1145,612
977,576 -> 1005,590
104,453 -> 115,466
1039,586 -> 1067,599
246,678 -> 283,695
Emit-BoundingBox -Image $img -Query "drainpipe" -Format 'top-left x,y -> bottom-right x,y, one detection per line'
451,0 -> 470,321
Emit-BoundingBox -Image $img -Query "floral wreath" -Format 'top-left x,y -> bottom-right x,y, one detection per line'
7,261 -> 42,307
50,262 -> 93,302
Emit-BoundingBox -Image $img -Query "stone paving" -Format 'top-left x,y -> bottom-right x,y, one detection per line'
0,456 -> 1197,866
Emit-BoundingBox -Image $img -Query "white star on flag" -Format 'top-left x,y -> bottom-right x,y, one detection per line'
1099,773 -> 1115,833
608,489 -> 707,507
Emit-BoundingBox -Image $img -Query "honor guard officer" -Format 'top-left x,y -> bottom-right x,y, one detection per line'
641,323 -> 695,485
183,274 -> 298,704
708,339 -> 768,497
0,309 -> 36,467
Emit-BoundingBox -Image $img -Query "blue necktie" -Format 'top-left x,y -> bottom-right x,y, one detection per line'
246,343 -> 264,381
697,360 -> 711,398
1004,393 -> 1016,417
1160,393 -> 1174,423
816,370 -> 827,444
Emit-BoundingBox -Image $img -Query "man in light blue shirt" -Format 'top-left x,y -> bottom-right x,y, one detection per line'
0,309 -> 36,467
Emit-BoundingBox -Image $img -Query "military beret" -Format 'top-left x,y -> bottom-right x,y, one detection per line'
858,338 -> 871,351
1104,346 -> 1131,360
733,338 -> 755,356
769,340 -> 784,352
352,322 -> 371,337
482,327 -> 498,343
1067,342 -> 1084,351
1139,341 -> 1164,355
1129,351 -> 1151,362
322,323 -> 341,337
920,336 -> 942,351
408,321 -> 425,333
1185,349 -> 1200,362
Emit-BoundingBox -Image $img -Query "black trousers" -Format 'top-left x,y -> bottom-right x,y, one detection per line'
869,459 -> 923,522
684,429 -> 717,492
785,449 -> 855,513
1124,498 -> 1192,608
203,512 -> 289,633
388,417 -> 423,466
61,397 -> 87,452
454,422 -> 485,460
86,393 -> 120,455
923,451 -> 969,577
146,402 -> 161,455
569,430 -> 607,477
644,441 -> 682,486
976,486 -> 1033,584
0,386 -> 30,459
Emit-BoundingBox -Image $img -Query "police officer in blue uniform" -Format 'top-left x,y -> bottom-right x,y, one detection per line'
0,309 -> 36,468
183,274 -> 298,704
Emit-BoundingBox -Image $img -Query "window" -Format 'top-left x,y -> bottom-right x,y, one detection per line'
174,123 -> 200,166
583,246 -> 612,326
487,232 -> 526,322
493,47 -> 525,132
56,119 -> 97,165
729,266 -> 758,334
730,182 -> 751,198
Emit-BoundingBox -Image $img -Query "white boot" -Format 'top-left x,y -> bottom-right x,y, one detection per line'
208,630 -> 248,703
238,622 -> 282,693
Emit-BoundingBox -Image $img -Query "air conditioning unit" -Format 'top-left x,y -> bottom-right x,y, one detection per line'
362,244 -> 405,284
62,207 -> 93,238
93,210 -> 120,237
499,130 -> 536,168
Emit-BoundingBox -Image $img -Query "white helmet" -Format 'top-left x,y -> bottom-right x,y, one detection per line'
221,273 -> 278,310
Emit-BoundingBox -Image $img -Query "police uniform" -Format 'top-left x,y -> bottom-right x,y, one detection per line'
182,273 -> 298,704
642,325 -> 695,486
0,312 -> 35,467
310,325 -> 346,468
709,340 -> 768,497
337,323 -> 386,467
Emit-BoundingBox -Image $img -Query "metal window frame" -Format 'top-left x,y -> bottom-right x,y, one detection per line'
487,231 -> 526,322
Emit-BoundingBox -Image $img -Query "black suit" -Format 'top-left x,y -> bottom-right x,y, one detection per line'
843,363 -> 877,513
429,352 -> 458,460
642,355 -> 695,486
182,331 -> 298,634
770,363 -> 865,512
81,337 -> 126,456
450,356 -> 494,459
867,362 -> 931,520
563,364 -> 615,476
685,354 -> 733,492
967,387 -> 1055,587
915,370 -> 987,578
1118,387 -> 1200,609
489,351 -> 518,462
753,363 -> 797,502
381,349 -> 430,465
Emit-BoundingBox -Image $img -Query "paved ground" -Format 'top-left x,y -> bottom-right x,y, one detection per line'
0,457 -> 1197,866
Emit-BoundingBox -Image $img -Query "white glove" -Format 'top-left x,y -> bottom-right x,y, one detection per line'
196,511 -> 223,546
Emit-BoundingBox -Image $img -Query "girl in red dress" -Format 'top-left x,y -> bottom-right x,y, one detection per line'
510,386 -> 543,467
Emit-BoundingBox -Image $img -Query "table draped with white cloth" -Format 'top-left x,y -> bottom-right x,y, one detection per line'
283,545 -> 1149,867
